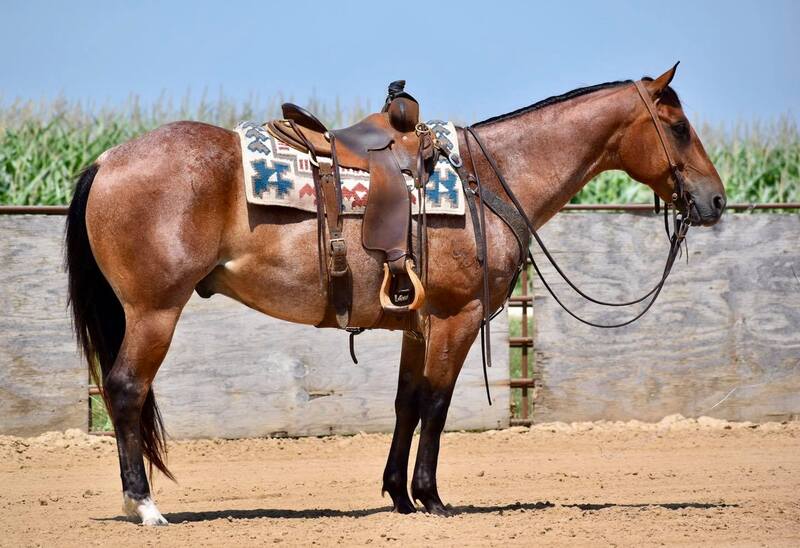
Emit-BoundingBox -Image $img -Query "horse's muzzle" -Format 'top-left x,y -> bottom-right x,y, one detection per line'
688,190 -> 726,226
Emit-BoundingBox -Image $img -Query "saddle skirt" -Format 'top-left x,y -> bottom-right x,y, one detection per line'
235,120 -> 465,216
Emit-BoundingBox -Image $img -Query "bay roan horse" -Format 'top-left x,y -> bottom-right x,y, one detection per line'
65,64 -> 725,525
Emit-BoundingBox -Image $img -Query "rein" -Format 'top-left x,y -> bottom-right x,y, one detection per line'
444,80 -> 693,402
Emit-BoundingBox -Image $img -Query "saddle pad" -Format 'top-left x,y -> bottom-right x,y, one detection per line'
235,120 -> 465,216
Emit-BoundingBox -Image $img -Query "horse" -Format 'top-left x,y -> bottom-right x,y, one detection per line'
65,64 -> 725,525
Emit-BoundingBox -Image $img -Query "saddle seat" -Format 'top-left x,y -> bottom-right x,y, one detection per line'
265,81 -> 434,328
267,96 -> 424,175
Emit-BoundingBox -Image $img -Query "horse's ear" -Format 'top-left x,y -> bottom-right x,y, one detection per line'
644,61 -> 680,99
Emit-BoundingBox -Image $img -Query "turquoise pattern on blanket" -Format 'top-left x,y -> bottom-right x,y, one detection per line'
252,159 -> 293,199
427,168 -> 459,208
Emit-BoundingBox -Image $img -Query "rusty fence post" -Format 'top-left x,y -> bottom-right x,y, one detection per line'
509,259 -> 535,425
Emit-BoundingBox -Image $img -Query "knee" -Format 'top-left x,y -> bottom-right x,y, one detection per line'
420,391 -> 451,429
394,382 -> 420,413
394,391 -> 419,415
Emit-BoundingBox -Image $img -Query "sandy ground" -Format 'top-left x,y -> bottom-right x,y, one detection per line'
2,416 -> 799,547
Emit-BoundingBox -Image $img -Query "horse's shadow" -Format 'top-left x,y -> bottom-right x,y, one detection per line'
562,502 -> 737,511
97,500 -> 737,524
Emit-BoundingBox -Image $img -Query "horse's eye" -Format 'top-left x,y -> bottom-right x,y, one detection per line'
671,121 -> 690,141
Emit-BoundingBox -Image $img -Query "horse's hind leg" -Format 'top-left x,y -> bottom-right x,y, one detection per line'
382,332 -> 426,513
410,306 -> 482,516
105,305 -> 184,525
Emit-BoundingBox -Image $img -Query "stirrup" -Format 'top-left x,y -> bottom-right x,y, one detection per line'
379,259 -> 425,312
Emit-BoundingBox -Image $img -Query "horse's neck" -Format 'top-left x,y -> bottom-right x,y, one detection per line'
473,86 -> 631,229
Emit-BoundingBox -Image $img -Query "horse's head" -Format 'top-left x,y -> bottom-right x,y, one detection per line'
618,63 -> 726,226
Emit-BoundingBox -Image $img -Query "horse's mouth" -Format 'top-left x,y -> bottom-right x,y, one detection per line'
684,197 -> 723,227
687,205 -> 703,226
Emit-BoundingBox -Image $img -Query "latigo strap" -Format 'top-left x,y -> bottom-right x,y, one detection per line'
270,81 -> 434,333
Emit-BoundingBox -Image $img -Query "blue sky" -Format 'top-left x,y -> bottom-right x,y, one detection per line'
1,0 -> 798,125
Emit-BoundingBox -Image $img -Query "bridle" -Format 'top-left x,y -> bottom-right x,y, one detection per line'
633,80 -> 695,221
445,80 -> 695,402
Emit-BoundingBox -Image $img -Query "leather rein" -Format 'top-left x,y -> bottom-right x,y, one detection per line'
444,80 -> 694,402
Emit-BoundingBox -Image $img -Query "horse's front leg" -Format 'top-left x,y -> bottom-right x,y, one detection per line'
382,332 -> 426,513
411,304 -> 482,515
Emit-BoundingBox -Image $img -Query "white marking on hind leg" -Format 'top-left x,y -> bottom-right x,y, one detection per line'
123,493 -> 169,526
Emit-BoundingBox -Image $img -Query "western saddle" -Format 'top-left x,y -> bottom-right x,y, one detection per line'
266,81 -> 436,329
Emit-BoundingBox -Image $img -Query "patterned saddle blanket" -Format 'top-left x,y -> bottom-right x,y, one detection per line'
234,120 -> 465,216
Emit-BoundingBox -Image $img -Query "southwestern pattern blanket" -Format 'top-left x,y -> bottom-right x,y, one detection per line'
235,120 -> 465,216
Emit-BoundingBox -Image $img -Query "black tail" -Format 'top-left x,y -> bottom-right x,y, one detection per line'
65,164 -> 173,481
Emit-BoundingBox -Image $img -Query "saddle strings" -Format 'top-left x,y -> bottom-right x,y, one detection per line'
287,119 -> 330,297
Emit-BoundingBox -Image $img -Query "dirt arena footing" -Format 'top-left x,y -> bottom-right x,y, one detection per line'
2,416 -> 798,546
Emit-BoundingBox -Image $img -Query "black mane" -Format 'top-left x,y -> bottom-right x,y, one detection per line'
474,79 -> 632,126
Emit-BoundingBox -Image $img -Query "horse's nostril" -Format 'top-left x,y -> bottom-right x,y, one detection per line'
712,194 -> 726,214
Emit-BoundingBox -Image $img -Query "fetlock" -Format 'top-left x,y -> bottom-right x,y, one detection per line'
383,469 -> 416,514
382,469 -> 405,497
412,475 -> 451,516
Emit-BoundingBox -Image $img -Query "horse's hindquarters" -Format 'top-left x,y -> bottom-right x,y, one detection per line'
86,121 -> 242,309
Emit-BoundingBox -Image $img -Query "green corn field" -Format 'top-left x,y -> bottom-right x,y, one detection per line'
0,95 -> 797,206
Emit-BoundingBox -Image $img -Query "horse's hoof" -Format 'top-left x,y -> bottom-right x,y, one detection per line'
425,502 -> 453,517
123,494 -> 169,526
392,498 -> 417,514
412,486 -> 453,516
141,514 -> 169,526
382,482 -> 417,514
